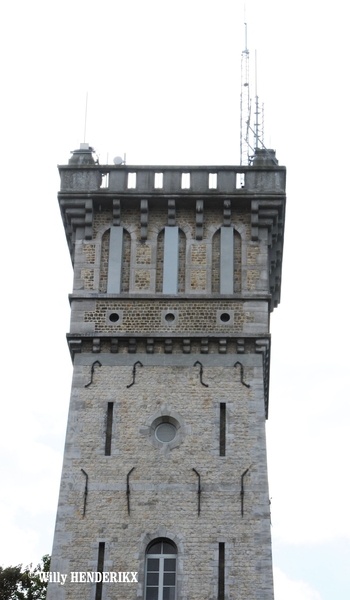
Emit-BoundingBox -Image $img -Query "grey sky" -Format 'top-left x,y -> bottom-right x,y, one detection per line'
1,1 -> 349,599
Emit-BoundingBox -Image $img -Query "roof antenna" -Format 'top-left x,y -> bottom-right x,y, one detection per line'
239,12 -> 277,165
240,9 -> 251,166
80,92 -> 92,152
113,153 -> 127,165
83,92 -> 88,144
252,51 -> 277,163
254,50 -> 260,152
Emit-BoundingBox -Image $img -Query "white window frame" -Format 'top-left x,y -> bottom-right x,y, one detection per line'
145,539 -> 177,600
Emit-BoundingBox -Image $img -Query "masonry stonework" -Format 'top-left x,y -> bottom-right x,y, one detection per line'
48,147 -> 286,600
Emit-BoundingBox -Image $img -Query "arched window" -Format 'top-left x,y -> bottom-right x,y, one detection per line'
156,229 -> 165,292
156,228 -> 186,294
145,538 -> 177,600
100,227 -> 131,292
212,227 -> 242,293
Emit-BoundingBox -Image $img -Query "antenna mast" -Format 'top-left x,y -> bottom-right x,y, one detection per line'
240,20 -> 251,166
83,92 -> 88,144
254,51 -> 264,153
239,24 -> 277,166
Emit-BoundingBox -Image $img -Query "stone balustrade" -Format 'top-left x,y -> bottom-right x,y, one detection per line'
59,164 -> 286,195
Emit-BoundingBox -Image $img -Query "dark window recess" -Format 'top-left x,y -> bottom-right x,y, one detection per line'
165,312 -> 176,323
95,542 -> 105,600
218,542 -> 225,600
220,403 -> 226,457
105,403 -> 114,456
109,312 -> 120,323
220,312 -> 231,323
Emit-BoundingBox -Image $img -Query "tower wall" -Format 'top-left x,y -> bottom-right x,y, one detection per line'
48,149 -> 286,600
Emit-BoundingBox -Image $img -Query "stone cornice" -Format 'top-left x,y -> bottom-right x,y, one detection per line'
251,198 -> 286,310
68,292 -> 273,304
67,334 -> 271,418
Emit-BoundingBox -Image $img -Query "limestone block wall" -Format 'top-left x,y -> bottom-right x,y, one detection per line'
52,156 -> 285,600
48,354 -> 274,600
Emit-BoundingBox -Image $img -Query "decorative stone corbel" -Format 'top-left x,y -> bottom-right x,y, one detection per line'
195,200 -> 204,240
237,339 -> 245,354
85,199 -> 93,240
128,338 -> 137,353
112,199 -> 121,226
140,199 -> 148,240
168,199 -> 176,226
200,338 -> 209,354
251,199 -> 285,309
110,338 -> 119,353
182,338 -> 191,354
68,339 -> 82,359
218,339 -> 227,354
92,338 -> 101,353
255,338 -> 270,418
164,339 -> 173,354
146,338 -> 155,354
223,200 -> 231,226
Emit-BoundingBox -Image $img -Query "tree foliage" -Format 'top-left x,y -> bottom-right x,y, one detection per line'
0,555 -> 50,600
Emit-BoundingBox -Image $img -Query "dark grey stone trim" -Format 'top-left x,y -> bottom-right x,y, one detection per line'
195,199 -> 204,240
167,199 -> 176,226
59,198 -> 93,260
251,198 -> 285,310
223,199 -> 231,226
68,292 -> 273,303
255,338 -> 271,418
112,199 -> 121,226
140,199 -> 148,240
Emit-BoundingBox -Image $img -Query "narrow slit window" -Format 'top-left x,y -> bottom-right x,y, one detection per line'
220,403 -> 226,457
105,402 -> 114,456
181,172 -> 190,189
95,542 -> 105,600
154,172 -> 163,189
127,172 -> 137,188
209,173 -> 217,189
218,542 -> 225,600
236,172 -> 245,188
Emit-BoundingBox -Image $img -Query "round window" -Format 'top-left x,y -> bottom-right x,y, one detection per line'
165,312 -> 176,323
109,312 -> 120,323
220,312 -> 231,323
155,422 -> 177,443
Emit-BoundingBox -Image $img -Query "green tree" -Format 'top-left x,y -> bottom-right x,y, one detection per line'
0,566 -> 23,600
0,556 -> 50,600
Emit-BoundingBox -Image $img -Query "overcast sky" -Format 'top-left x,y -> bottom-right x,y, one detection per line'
1,1 -> 349,599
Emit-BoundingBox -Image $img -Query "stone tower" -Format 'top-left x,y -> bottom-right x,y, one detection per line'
48,145 -> 286,600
